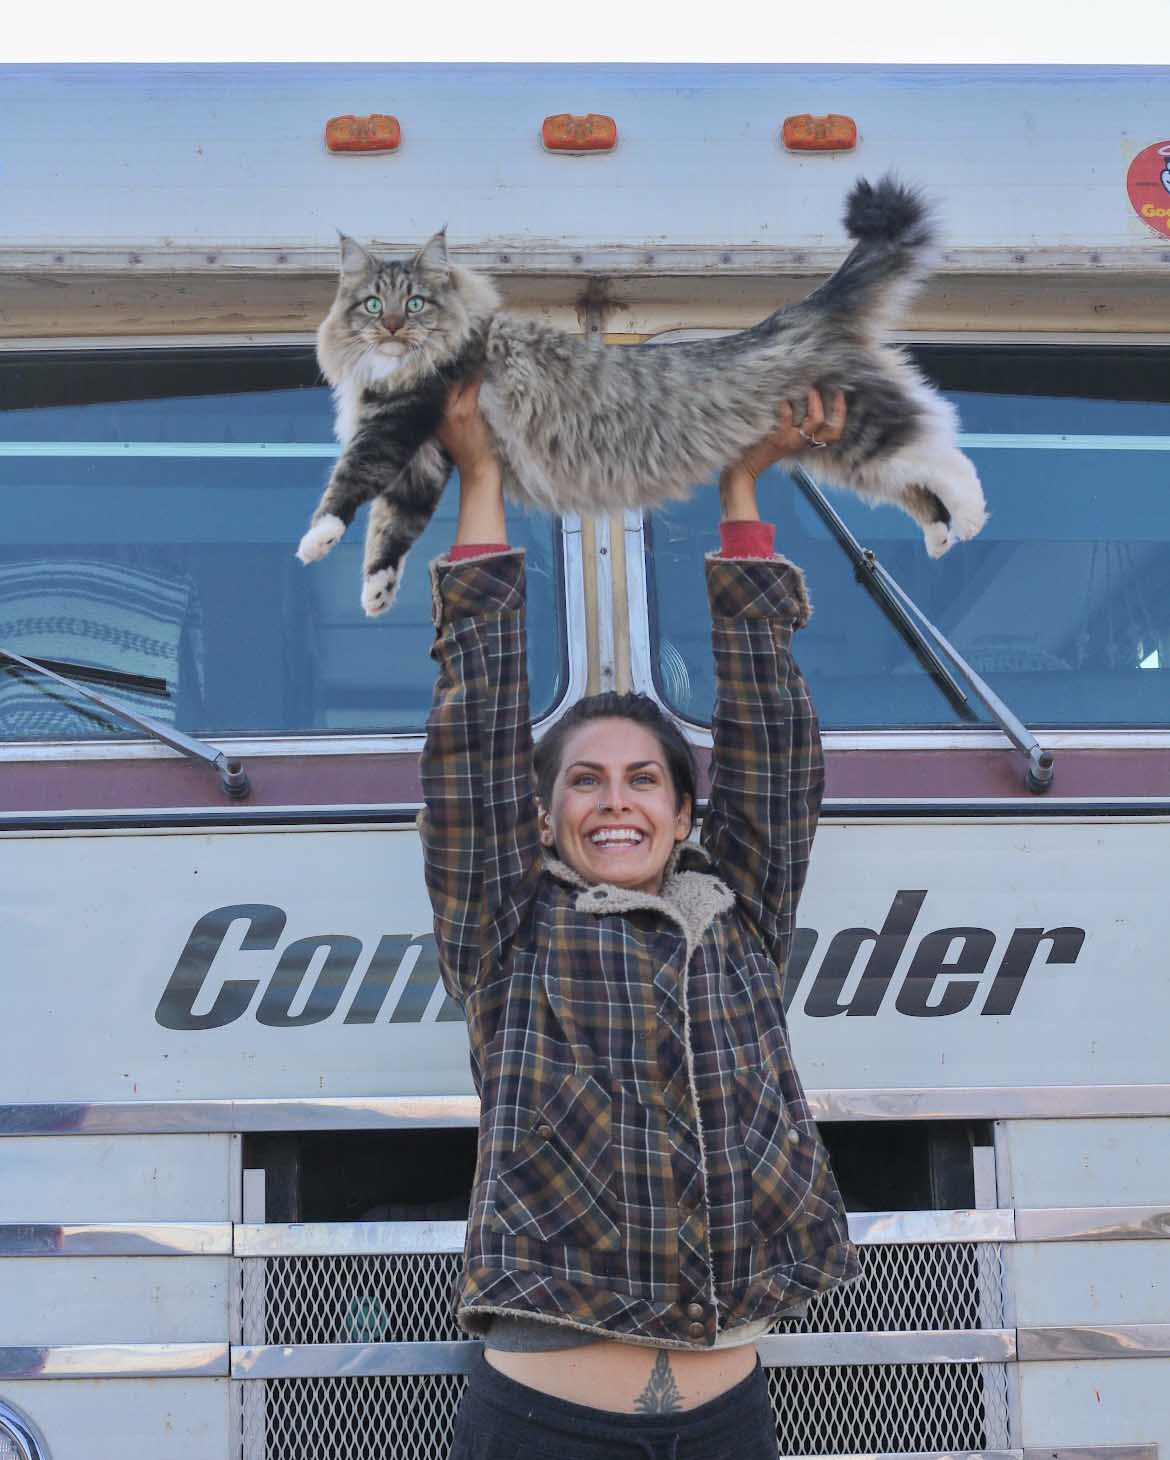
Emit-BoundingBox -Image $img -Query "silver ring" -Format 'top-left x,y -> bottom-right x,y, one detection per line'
798,426 -> 828,449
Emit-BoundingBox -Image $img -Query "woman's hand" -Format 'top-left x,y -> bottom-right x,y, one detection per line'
438,378 -> 507,547
719,387 -> 847,522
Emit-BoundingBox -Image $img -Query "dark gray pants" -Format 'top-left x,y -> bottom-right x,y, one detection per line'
449,1345 -> 780,1460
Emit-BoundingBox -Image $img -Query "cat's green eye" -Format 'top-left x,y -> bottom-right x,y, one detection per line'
363,297 -> 383,316
405,295 -> 426,315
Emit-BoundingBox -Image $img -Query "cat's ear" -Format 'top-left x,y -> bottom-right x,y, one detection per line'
337,232 -> 377,279
411,228 -> 450,275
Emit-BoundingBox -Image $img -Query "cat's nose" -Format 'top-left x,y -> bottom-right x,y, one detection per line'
383,317 -> 405,335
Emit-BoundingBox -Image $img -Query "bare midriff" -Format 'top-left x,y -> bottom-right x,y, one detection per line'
484,1337 -> 758,1413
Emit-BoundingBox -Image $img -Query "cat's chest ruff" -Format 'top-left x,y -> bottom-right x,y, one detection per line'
333,356 -> 410,445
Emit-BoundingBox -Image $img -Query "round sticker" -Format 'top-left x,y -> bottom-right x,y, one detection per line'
1126,140 -> 1170,238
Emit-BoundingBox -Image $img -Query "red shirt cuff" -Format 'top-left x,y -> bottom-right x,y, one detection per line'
448,542 -> 510,561
719,521 -> 775,558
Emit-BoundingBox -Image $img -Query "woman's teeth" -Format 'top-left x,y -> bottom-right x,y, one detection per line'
590,829 -> 644,845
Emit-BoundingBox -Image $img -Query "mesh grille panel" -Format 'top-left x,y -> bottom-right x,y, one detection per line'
256,1242 -> 1003,1343
769,1363 -> 1010,1454
240,1241 -> 1010,1457
242,1365 -> 1008,1459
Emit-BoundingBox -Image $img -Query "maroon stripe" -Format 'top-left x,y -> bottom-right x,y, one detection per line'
1,747 -> 1167,816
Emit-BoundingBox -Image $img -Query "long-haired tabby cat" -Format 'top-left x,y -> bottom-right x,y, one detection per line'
299,176 -> 985,615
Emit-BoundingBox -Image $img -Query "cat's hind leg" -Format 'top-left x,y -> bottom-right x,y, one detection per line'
360,443 -> 453,616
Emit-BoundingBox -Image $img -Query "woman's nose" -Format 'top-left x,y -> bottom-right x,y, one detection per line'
597,781 -> 629,812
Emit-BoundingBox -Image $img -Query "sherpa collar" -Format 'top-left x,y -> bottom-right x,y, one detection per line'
541,845 -> 736,963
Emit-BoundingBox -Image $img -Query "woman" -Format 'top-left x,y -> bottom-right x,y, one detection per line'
423,382 -> 859,1460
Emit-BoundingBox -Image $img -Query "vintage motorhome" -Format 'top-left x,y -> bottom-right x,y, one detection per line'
1,61 -> 1168,1460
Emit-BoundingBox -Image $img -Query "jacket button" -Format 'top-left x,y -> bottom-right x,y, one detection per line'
686,1302 -> 704,1319
680,1192 -> 697,1211
786,1128 -> 801,1145
536,1124 -> 553,1139
687,1321 -> 705,1339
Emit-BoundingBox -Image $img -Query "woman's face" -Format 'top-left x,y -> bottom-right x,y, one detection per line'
540,717 -> 692,895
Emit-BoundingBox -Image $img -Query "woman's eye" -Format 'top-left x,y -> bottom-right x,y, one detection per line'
406,295 -> 425,314
572,774 -> 597,787
363,297 -> 383,316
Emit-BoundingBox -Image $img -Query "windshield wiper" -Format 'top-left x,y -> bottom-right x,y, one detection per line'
0,647 -> 250,800
790,465 -> 1055,794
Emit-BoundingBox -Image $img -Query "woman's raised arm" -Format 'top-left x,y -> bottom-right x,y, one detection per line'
700,389 -> 845,969
420,381 -> 541,1005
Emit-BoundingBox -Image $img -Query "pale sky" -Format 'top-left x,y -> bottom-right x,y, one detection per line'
5,0 -> 1170,64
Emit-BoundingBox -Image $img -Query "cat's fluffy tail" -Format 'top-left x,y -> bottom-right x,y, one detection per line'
801,175 -> 936,333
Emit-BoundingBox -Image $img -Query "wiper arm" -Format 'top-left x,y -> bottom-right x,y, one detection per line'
12,657 -> 170,699
0,647 -> 250,800
790,465 -> 1055,794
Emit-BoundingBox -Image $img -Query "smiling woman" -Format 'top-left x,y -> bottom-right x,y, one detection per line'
422,382 -> 858,1457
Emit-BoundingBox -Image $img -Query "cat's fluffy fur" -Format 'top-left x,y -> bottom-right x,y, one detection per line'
300,176 -> 985,615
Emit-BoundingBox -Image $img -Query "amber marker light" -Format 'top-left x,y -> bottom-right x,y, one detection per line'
782,114 -> 858,153
541,113 -> 618,154
325,114 -> 402,154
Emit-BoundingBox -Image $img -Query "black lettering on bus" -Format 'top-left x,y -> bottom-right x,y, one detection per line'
980,926 -> 1085,1016
155,903 -> 286,1030
803,890 -> 927,1017
895,927 -> 997,1017
255,934 -> 364,1027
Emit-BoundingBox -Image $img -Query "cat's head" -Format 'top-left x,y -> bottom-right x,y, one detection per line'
316,230 -> 499,389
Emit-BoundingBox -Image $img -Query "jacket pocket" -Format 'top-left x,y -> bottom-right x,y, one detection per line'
734,1067 -> 837,1239
490,1067 -> 622,1253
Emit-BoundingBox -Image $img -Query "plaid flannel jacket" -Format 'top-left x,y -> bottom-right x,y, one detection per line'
420,548 -> 859,1349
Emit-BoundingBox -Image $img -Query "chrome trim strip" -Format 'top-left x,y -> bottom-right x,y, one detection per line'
623,509 -> 663,706
231,1331 -> 1015,1379
0,1222 -> 233,1257
1018,1324 -> 1170,1362
235,1221 -> 468,1257
759,1330 -> 1016,1366
5,1086 -> 1170,1136
233,1211 -> 1014,1258
787,1454 -> 1023,1460
545,514 -> 589,731
1021,1450 -> 1158,1460
0,737 -> 426,763
232,1342 -> 477,1378
1016,1206 -> 1170,1242
594,515 -> 617,692
0,1343 -> 228,1379
846,1210 -> 1016,1245
808,1086 -> 1170,1122
773,1329 -> 1019,1368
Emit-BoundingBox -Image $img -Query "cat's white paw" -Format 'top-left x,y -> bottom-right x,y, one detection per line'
361,567 -> 399,617
924,501 -> 987,558
949,501 -> 988,544
296,514 -> 346,563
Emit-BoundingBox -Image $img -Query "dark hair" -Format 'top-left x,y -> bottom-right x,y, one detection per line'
533,692 -> 697,828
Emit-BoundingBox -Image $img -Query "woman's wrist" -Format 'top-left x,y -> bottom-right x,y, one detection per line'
718,466 -> 762,523
453,467 -> 507,546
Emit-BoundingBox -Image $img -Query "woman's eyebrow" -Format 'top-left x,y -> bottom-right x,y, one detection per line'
566,759 -> 665,772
